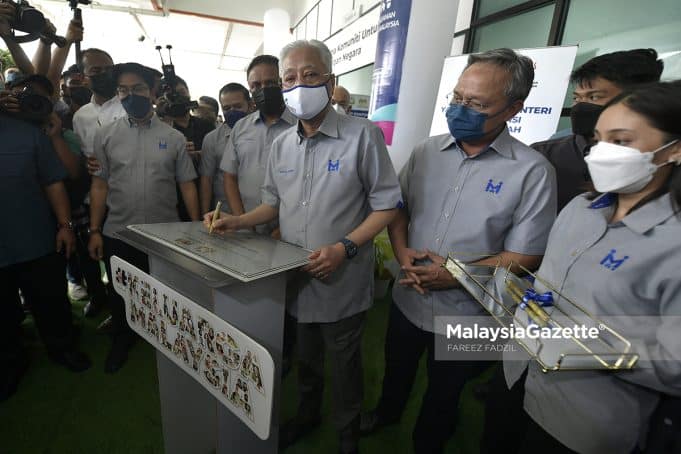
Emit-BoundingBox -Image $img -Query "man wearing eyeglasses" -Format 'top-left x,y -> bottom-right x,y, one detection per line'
207,40 -> 402,454
360,48 -> 557,454
87,62 -> 200,373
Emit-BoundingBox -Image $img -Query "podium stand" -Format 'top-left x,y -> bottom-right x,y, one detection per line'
114,222 -> 310,454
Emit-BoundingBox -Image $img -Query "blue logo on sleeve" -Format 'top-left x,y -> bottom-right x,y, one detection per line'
328,159 -> 340,172
600,249 -> 629,271
485,179 -> 503,195
159,140 -> 168,150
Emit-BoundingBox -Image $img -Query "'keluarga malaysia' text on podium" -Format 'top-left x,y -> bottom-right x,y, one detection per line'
112,222 -> 310,454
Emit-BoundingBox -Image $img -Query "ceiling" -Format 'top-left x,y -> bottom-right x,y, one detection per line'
32,0 -> 307,72
11,0 -> 315,101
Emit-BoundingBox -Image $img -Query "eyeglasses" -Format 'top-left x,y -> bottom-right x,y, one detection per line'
450,95 -> 490,111
281,71 -> 331,89
117,84 -> 150,97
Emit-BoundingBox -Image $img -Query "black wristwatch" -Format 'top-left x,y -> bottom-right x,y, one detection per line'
339,238 -> 358,259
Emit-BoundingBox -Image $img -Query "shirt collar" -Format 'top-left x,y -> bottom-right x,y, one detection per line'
96,95 -> 120,109
128,112 -> 159,129
622,193 -> 679,234
253,107 -> 297,126
219,122 -> 231,137
439,127 -> 514,159
588,193 -> 616,209
296,106 -> 339,143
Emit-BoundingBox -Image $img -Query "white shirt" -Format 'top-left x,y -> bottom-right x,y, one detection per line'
73,95 -> 126,156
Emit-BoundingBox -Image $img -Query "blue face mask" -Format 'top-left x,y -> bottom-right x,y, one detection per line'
121,94 -> 152,119
224,109 -> 247,128
445,103 -> 508,142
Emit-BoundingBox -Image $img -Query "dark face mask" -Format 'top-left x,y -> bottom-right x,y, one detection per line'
445,103 -> 508,142
69,86 -> 93,107
252,86 -> 284,116
121,94 -> 152,119
570,102 -> 605,137
166,96 -> 191,117
89,70 -> 117,98
224,109 -> 248,128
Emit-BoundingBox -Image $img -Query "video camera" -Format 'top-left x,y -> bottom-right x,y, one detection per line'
14,84 -> 53,120
2,0 -> 66,47
155,44 -> 198,118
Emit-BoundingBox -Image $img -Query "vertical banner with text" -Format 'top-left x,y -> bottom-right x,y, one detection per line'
369,0 -> 413,145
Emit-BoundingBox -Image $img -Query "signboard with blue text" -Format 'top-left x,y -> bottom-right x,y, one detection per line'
429,46 -> 578,145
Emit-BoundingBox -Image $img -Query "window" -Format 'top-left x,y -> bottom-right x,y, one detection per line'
562,0 -> 681,80
478,0 -> 533,17
472,5 -> 555,52
456,0 -> 681,124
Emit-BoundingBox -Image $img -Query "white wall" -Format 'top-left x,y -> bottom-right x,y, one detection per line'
389,0 -> 461,173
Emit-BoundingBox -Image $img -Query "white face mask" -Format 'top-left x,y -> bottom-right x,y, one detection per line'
282,82 -> 330,120
585,140 -> 680,194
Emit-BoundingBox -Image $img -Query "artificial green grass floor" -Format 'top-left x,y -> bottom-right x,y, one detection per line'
1,289 -> 491,454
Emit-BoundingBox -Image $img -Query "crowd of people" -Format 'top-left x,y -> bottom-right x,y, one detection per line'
2,6 -> 681,454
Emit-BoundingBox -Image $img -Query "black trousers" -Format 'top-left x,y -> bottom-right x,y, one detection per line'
0,253 -> 75,360
296,311 -> 365,454
375,303 -> 493,454
103,235 -> 149,336
72,225 -> 108,306
481,365 -> 646,454
480,365 -> 528,454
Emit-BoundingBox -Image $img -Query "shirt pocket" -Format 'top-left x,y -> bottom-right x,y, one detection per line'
0,152 -> 34,178
236,139 -> 262,169
147,137 -> 177,177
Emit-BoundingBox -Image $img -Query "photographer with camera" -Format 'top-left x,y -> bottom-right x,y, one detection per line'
47,17 -> 84,104
0,1 -> 62,77
162,75 -> 214,165
158,75 -> 214,220
0,77 -> 91,401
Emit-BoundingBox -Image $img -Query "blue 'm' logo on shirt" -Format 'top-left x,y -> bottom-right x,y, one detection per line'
485,179 -> 503,194
600,249 -> 629,271
159,140 -> 168,150
328,159 -> 340,172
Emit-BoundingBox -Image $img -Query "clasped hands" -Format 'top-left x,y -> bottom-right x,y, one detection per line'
397,248 -> 458,295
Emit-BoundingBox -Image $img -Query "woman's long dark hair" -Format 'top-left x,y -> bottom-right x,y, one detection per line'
602,81 -> 681,213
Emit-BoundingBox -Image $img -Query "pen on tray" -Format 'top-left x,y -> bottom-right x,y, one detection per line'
209,201 -> 222,234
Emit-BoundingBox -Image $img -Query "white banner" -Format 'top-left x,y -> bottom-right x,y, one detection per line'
111,256 -> 275,440
429,46 -> 578,145
324,7 -> 380,75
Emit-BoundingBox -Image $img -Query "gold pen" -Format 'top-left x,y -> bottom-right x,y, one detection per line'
209,201 -> 222,234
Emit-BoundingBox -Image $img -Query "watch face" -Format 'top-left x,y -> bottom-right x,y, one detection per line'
343,239 -> 358,258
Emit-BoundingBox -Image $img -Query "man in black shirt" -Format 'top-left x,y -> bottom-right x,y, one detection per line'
162,76 -> 215,220
532,49 -> 663,211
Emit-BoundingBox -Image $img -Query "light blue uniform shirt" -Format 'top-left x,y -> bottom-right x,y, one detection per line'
262,108 -> 402,323
394,129 -> 557,333
513,193 -> 681,454
198,122 -> 231,209
93,114 -> 197,237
